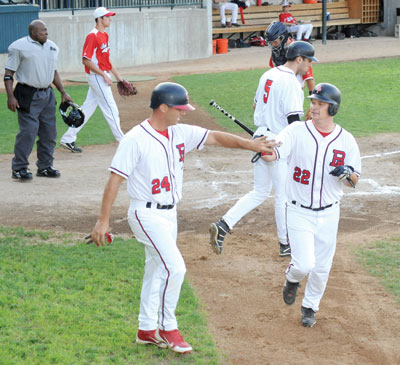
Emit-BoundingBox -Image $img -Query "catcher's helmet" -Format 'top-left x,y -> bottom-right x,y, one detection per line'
265,21 -> 288,43
308,83 -> 341,116
59,101 -> 85,128
286,41 -> 318,62
150,82 -> 195,111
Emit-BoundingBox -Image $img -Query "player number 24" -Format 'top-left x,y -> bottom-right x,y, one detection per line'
293,166 -> 310,185
152,176 -> 171,194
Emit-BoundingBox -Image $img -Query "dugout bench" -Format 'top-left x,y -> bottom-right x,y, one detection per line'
212,1 -> 361,40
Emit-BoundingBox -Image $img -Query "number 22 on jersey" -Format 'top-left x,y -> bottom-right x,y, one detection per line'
263,79 -> 273,104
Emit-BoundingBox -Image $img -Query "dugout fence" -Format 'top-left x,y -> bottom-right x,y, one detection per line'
28,0 -> 203,12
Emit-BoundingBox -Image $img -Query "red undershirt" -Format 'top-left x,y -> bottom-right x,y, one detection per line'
149,121 -> 169,139
316,129 -> 332,137
313,120 -> 334,137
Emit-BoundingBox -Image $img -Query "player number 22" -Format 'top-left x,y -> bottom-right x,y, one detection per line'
152,176 -> 171,194
263,79 -> 273,104
293,167 -> 310,185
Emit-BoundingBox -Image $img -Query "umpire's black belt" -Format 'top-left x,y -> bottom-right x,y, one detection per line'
21,84 -> 50,92
146,202 -> 175,210
291,200 -> 337,211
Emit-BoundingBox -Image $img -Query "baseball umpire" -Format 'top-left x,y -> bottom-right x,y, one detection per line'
4,20 -> 73,180
262,83 -> 361,327
88,82 -> 273,353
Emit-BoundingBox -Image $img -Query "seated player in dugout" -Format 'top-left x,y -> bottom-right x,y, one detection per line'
265,21 -> 315,120
212,0 -> 242,28
279,0 -> 313,43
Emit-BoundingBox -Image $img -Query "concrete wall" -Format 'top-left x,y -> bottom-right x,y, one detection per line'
1,6 -> 212,73
368,0 -> 398,36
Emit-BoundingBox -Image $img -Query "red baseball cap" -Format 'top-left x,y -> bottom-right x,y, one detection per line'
171,104 -> 195,111
94,7 -> 116,19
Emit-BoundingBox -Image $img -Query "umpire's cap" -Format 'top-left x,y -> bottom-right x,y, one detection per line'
286,41 -> 318,62
150,82 -> 195,111
308,83 -> 341,116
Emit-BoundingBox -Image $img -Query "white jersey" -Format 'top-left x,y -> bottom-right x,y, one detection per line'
274,120 -> 361,209
253,65 -> 304,134
109,119 -> 209,205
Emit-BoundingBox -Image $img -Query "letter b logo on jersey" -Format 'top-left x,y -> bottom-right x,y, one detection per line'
176,143 -> 185,162
330,149 -> 346,167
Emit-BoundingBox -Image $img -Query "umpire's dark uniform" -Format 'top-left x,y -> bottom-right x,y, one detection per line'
5,35 -> 60,176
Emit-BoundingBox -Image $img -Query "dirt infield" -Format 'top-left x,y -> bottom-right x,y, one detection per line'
1,37 -> 400,364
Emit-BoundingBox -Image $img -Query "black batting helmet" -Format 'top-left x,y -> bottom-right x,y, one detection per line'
286,41 -> 318,62
308,83 -> 341,116
150,82 -> 195,111
265,21 -> 288,42
59,101 -> 85,128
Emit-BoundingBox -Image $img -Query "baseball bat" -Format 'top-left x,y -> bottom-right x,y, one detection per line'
209,100 -> 254,137
209,100 -> 261,163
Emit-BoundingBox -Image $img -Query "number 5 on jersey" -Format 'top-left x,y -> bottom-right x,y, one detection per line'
263,79 -> 273,104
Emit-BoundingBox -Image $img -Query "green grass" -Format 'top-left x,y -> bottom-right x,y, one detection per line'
174,57 -> 400,137
1,58 -> 400,154
356,237 -> 400,303
0,85 -> 115,154
0,226 -> 219,364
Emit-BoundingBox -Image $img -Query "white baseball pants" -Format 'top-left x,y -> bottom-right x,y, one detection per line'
285,203 -> 340,311
288,23 -> 313,40
60,72 -> 124,144
223,150 -> 289,245
217,3 -> 238,24
128,201 -> 185,332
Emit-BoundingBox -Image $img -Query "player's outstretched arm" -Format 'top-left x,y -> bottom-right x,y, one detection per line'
205,131 -> 275,154
90,172 -> 124,246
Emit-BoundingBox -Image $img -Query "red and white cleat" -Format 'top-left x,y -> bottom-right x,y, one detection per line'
136,329 -> 167,348
155,329 -> 192,354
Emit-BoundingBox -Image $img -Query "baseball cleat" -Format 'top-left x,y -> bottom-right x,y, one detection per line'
60,141 -> 82,153
279,242 -> 291,257
36,166 -> 61,178
301,306 -> 316,327
283,279 -> 299,305
209,218 -> 230,254
155,329 -> 192,354
136,329 -> 168,348
12,168 -> 33,181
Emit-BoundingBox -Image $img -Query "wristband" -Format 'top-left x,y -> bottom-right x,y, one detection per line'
4,75 -> 13,82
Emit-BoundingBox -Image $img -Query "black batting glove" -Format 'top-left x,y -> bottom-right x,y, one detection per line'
329,165 -> 354,181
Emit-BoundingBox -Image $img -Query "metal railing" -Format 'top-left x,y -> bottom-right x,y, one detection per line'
29,0 -> 203,12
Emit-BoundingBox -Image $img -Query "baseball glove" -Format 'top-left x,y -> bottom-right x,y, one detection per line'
117,79 -> 138,96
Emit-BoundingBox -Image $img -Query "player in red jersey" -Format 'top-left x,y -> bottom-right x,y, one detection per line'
279,1 -> 313,43
60,7 -> 125,153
